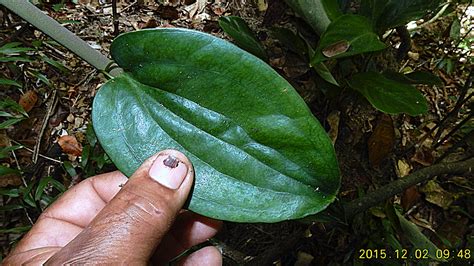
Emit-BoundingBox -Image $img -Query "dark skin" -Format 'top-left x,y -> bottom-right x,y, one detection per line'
4,150 -> 222,265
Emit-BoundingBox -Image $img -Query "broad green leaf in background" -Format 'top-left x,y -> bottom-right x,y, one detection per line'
218,16 -> 267,61
405,71 -> 443,86
271,27 -> 308,57
322,0 -> 343,21
359,0 -> 389,30
93,29 -> 340,223
311,15 -> 386,65
396,209 -> 445,261
313,63 -> 339,86
360,0 -> 442,32
349,71 -> 428,116
383,71 -> 443,86
284,0 -> 331,34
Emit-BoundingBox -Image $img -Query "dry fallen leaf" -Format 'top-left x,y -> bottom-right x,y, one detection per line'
0,173 -> 22,187
58,135 -> 83,156
420,180 -> 454,209
397,159 -> 412,177
322,40 -> 350,57
327,110 -> 340,144
401,186 -> 420,210
368,114 -> 395,168
18,90 -> 38,112
257,0 -> 268,12
294,251 -> 314,266
411,146 -> 434,166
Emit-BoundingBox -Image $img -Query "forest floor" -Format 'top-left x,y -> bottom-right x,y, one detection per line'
0,0 -> 473,264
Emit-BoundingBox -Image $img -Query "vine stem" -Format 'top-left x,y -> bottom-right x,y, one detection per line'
0,0 -> 122,77
343,157 -> 474,220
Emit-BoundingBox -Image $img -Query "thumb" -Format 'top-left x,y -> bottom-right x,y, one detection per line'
46,149 -> 194,265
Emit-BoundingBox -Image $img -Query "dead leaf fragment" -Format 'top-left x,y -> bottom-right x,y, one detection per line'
401,186 -> 420,210
58,135 -> 83,156
294,251 -> 314,266
0,173 -> 22,187
327,110 -> 340,144
322,40 -> 350,57
397,159 -> 412,177
18,90 -> 38,112
420,180 -> 454,209
257,0 -> 268,12
158,6 -> 179,21
142,18 -> 159,29
368,115 -> 395,168
411,146 -> 434,166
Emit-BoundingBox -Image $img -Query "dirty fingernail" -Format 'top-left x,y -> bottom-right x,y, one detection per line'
149,154 -> 188,189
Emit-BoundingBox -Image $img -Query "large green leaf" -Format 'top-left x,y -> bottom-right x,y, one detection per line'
383,71 -> 443,86
360,0 -> 442,32
311,15 -> 386,65
284,0 -> 331,34
395,210 -> 445,261
349,72 -> 428,116
92,29 -> 340,223
218,16 -> 267,61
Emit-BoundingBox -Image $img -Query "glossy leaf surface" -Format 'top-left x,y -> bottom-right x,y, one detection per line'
93,29 -> 340,222
349,72 -> 428,116
311,15 -> 386,65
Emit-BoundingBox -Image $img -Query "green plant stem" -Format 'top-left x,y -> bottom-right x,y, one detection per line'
344,157 -> 474,220
0,0 -> 122,76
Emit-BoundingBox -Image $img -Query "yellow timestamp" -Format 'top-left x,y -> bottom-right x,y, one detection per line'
358,248 -> 471,260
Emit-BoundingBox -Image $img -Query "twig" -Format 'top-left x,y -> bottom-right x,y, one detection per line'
120,1 -> 137,13
344,157 -> 474,220
432,70 -> 473,144
400,70 -> 473,157
32,90 -> 57,163
436,129 -> 474,163
208,238 -> 251,265
112,0 -> 119,37
11,140 -> 62,163
413,2 -> 451,30
433,112 -> 473,149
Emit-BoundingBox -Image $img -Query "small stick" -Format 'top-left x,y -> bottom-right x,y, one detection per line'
112,0 -> 119,37
32,90 -> 57,163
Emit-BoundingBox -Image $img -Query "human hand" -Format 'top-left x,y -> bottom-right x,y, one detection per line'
4,150 -> 222,265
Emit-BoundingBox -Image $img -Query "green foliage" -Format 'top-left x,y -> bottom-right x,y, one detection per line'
394,209 -> 445,261
349,72 -> 428,115
311,15 -> 386,65
218,16 -> 267,60
93,29 -> 340,222
0,41 -> 64,91
79,124 -> 112,177
284,0 -> 332,34
360,0 -> 442,32
0,98 -> 28,129
270,27 -> 308,57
